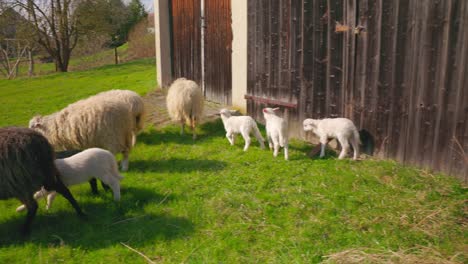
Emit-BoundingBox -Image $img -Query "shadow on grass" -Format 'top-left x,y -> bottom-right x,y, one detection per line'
130,158 -> 227,173
0,186 -> 193,248
137,119 -> 227,146
287,140 -> 338,161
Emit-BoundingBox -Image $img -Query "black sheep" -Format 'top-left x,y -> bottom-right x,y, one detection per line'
0,127 -> 85,235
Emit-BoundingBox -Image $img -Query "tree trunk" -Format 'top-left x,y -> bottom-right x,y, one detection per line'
114,47 -> 119,65
28,49 -> 34,77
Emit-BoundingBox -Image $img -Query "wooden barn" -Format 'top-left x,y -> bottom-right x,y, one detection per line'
154,0 -> 468,181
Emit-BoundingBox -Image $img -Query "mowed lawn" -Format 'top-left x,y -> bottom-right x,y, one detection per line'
0,59 -> 466,263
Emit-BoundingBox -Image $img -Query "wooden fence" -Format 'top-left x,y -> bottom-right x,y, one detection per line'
247,0 -> 467,180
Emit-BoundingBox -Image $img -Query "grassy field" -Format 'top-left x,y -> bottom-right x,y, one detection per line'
0,59 -> 466,263
4,44 -> 130,78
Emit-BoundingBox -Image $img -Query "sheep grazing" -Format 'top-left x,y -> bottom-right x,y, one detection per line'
17,148 -> 123,212
0,127 -> 85,235
262,107 -> 289,160
303,118 -> 361,160
219,109 -> 265,151
94,90 -> 147,145
29,92 -> 138,171
166,78 -> 204,139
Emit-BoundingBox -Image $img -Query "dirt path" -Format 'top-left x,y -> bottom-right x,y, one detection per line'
143,89 -> 224,128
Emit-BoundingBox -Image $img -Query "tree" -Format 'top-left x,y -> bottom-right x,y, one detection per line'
0,4 -> 36,78
106,0 -> 147,64
12,0 -> 80,72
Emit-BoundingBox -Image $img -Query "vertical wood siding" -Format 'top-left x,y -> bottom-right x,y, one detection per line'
204,0 -> 233,104
247,0 -> 468,180
170,0 -> 202,84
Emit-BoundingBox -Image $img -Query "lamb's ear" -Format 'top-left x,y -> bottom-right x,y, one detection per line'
272,107 -> 280,111
229,110 -> 237,114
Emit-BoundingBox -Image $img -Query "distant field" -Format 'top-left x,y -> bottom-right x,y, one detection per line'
3,44 -> 130,78
0,58 -> 156,127
0,58 -> 466,263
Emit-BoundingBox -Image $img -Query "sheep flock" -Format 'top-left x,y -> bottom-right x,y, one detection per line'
0,78 -> 365,236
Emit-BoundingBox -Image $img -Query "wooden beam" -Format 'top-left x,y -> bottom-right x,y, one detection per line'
244,94 -> 297,108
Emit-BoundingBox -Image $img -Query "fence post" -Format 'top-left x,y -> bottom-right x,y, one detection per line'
231,0 -> 248,113
154,0 -> 173,88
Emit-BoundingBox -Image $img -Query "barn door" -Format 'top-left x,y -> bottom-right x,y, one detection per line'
203,0 -> 232,104
170,0 -> 202,84
170,0 -> 232,105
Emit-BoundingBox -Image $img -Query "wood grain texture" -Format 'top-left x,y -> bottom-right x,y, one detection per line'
247,0 -> 468,180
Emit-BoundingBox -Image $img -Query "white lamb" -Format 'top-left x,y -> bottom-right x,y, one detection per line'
16,148 -> 123,212
303,118 -> 360,160
262,107 -> 289,160
219,109 -> 265,151
29,92 -> 137,171
166,78 -> 204,139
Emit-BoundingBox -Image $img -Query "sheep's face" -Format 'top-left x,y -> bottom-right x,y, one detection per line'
303,119 -> 317,132
29,116 -> 44,130
219,109 -> 232,118
262,107 -> 280,117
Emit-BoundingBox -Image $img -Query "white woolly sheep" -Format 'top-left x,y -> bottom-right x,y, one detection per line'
262,107 -> 289,160
0,127 -> 85,235
303,118 -> 360,160
94,90 -> 146,145
16,148 -> 123,212
219,109 -> 265,151
166,78 -> 204,139
29,94 -> 137,171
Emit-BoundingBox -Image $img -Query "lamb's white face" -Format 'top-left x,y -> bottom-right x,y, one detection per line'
219,109 -> 231,118
262,107 -> 279,116
303,119 -> 316,132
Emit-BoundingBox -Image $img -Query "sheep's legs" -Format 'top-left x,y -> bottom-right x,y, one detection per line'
20,197 -> 38,236
350,136 -> 360,160
267,133 -> 273,149
16,188 -> 48,212
319,137 -> 329,158
226,132 -> 235,145
273,143 -> 280,157
191,117 -> 197,140
337,137 -> 349,159
284,145 -> 289,160
89,178 -> 99,194
53,179 -> 86,218
241,131 -> 251,151
180,121 -> 185,135
46,192 -> 57,210
106,179 -> 121,201
121,151 -> 129,171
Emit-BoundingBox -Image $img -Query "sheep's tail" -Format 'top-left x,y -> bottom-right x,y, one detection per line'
252,122 -> 264,143
112,161 -> 125,180
134,101 -> 147,133
353,129 -> 362,145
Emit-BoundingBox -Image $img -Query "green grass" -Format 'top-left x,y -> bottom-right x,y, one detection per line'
0,59 -> 466,263
0,58 -> 156,127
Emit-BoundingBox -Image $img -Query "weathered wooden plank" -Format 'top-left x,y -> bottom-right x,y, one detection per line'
244,0 -> 467,180
204,0 -> 232,104
326,0 -> 344,118
170,0 -> 202,84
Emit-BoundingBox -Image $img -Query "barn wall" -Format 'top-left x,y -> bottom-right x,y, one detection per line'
247,0 -> 468,180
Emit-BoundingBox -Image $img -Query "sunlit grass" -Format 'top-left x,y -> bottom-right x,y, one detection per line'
0,59 -> 465,263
